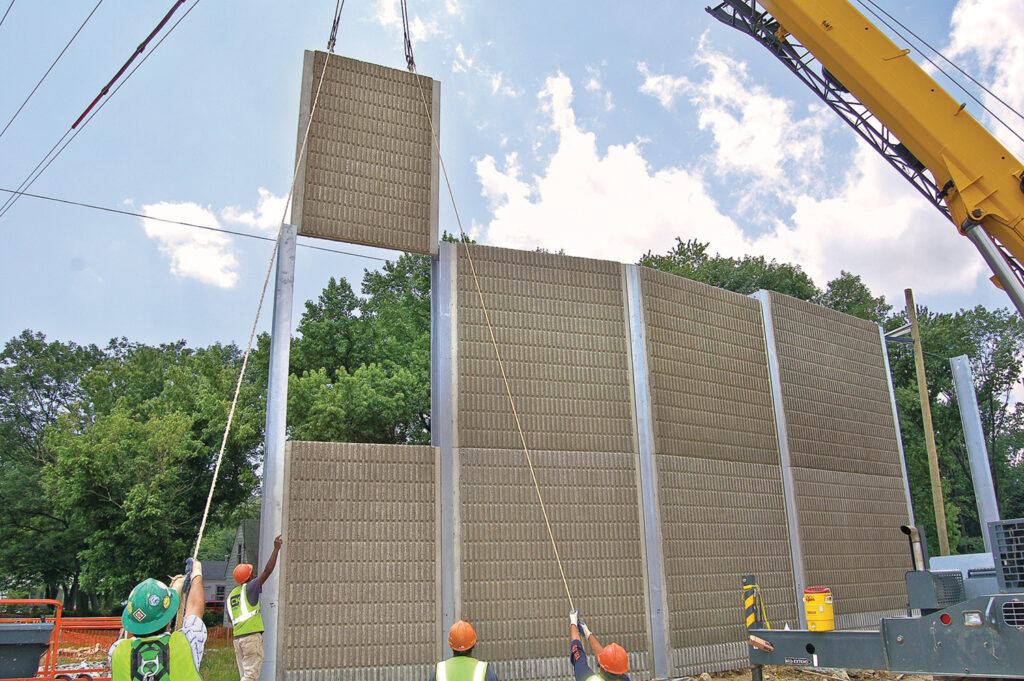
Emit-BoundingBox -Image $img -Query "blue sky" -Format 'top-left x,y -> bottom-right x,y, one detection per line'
1,0 -> 1022,348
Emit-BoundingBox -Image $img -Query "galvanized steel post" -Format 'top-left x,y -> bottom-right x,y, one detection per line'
950,355 -> 1001,552
259,223 -> 296,681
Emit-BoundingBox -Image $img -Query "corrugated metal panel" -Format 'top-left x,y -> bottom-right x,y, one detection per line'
640,269 -> 798,674
292,52 -> 438,255
280,441 -> 437,681
456,245 -> 634,453
459,447 -> 650,681
767,292 -> 910,618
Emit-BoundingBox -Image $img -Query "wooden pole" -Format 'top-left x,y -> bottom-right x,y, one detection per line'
905,288 -> 950,556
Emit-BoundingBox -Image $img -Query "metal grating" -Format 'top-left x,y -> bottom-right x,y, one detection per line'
767,292 -> 910,618
1003,601 -> 1024,627
279,441 -> 437,681
459,447 -> 650,681
991,519 -> 1024,592
639,269 -> 798,674
292,52 -> 439,254
456,245 -> 635,453
931,570 -> 966,607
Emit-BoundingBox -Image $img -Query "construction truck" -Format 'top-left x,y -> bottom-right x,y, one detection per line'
707,1 -> 1024,676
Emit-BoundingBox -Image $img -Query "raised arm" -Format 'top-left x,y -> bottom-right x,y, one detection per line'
259,535 -> 283,586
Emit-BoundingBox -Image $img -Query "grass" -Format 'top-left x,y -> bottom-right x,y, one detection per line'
199,647 -> 239,681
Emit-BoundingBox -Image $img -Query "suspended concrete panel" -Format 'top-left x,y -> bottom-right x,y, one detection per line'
292,52 -> 439,255
639,269 -> 798,674
456,245 -> 635,453
764,292 -> 911,627
278,441 -> 438,681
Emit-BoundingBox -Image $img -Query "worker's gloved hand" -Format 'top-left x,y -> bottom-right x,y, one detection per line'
577,616 -> 589,638
186,558 -> 202,579
570,610 -> 579,628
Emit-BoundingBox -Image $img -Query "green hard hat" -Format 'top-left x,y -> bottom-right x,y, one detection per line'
121,578 -> 179,635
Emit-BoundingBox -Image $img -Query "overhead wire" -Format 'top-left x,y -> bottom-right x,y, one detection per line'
0,1 -> 14,32
0,1 -> 105,143
0,186 -> 387,261
851,0 -> 1024,148
0,0 -> 202,221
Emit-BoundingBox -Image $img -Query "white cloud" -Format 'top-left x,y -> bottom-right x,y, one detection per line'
140,202 -> 239,288
946,0 -> 1024,155
585,65 -> 614,111
637,61 -> 690,108
374,0 -> 440,43
445,0 -> 461,16
450,43 -> 519,97
475,70 -> 987,303
221,187 -> 287,232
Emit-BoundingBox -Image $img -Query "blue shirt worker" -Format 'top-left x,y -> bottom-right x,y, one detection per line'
108,560 -> 207,681
227,534 -> 282,681
427,620 -> 499,681
569,610 -> 630,681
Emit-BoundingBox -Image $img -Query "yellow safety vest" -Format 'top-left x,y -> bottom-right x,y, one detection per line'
111,631 -> 201,681
228,583 -> 264,636
436,657 -> 488,681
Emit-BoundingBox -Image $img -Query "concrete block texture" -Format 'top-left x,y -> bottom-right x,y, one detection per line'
279,441 -> 437,681
459,447 -> 650,680
765,292 -> 910,617
639,270 -> 798,673
292,52 -> 439,254
455,245 -> 635,453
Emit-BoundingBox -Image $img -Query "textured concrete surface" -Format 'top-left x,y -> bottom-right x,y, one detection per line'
766,292 -> 910,620
292,52 -> 438,254
279,441 -> 438,681
640,269 -> 798,674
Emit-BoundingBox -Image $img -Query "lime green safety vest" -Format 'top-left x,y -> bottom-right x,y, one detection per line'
111,631 -> 201,681
436,657 -> 488,681
228,583 -> 264,636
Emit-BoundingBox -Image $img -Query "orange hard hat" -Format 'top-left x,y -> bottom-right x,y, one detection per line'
448,620 -> 477,651
598,642 -> 629,676
233,563 -> 253,584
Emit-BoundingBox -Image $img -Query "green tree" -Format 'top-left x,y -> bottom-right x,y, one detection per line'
0,331 -> 104,602
815,270 -> 892,323
639,238 -> 821,300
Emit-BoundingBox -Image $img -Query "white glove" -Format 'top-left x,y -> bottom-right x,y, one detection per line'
569,610 -> 579,627
581,623 -> 593,639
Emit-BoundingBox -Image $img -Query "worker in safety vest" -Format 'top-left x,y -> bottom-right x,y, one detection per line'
108,560 -> 207,681
227,533 -> 282,681
569,611 -> 630,681
427,620 -> 499,681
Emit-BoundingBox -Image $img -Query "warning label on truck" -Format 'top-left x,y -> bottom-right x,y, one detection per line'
784,657 -> 812,666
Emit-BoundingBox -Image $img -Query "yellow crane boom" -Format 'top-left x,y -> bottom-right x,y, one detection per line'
708,0 -> 1024,314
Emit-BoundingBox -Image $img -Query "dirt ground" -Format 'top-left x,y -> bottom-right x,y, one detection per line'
694,667 -> 934,681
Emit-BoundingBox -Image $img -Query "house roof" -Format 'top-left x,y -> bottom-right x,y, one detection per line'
201,560 -> 228,582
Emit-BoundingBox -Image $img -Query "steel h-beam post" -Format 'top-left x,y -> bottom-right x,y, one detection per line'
259,224 -> 296,681
949,355 -> 1001,552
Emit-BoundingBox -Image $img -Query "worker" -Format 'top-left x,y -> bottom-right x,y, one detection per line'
428,620 -> 499,681
569,611 -> 630,681
228,534 -> 283,681
108,560 -> 207,681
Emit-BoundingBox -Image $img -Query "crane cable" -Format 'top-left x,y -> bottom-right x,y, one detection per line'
850,0 -> 1024,148
190,20 -> 341,561
0,1 -> 15,32
408,61 -> 576,611
401,0 -> 416,73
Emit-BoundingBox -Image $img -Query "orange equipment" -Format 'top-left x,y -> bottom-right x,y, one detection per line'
233,564 -> 253,584
597,642 -> 630,676
447,620 -> 477,651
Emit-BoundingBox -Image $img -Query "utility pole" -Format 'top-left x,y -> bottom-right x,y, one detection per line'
905,289 -> 950,555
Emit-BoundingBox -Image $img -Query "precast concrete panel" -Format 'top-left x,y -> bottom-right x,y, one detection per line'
765,292 -> 910,623
279,441 -> 437,681
292,52 -> 439,254
639,269 -> 798,673
459,448 -> 650,680
456,245 -> 635,453
453,245 -> 648,680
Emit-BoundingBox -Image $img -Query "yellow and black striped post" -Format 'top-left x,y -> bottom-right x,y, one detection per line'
742,574 -> 764,681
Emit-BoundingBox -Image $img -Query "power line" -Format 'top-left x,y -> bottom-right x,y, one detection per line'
0,1 -> 15,32
0,0 -> 202,221
852,0 -> 1024,148
0,187 -> 387,261
0,1 -> 106,142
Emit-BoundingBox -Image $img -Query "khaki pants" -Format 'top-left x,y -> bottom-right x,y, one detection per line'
233,633 -> 264,681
